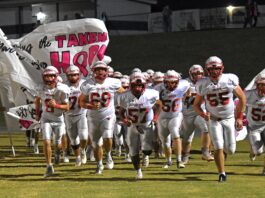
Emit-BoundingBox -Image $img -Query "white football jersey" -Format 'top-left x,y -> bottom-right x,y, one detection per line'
155,79 -> 190,119
182,78 -> 199,117
182,78 -> 206,117
65,79 -> 87,116
118,89 -> 159,125
246,89 -> 265,129
114,92 -> 124,122
196,73 -> 239,119
36,82 -> 70,121
81,77 -> 121,120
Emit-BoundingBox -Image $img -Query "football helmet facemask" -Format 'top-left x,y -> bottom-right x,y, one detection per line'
189,64 -> 204,83
42,66 -> 59,86
130,72 -> 146,97
205,56 -> 224,81
66,65 -> 80,84
255,73 -> 265,96
153,71 -> 164,85
91,61 -> 108,81
164,70 -> 181,91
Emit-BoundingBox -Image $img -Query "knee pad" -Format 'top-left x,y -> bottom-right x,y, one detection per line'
71,144 -> 80,151
142,150 -> 152,156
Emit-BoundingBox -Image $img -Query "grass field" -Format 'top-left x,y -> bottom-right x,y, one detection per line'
0,133 -> 264,198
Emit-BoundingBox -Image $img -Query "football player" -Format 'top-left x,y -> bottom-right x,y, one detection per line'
79,61 -> 122,174
35,66 -> 70,178
21,87 -> 40,154
117,72 -> 161,179
64,66 -> 88,166
113,71 -> 123,79
131,68 -> 141,74
107,66 -> 114,77
152,71 -> 164,87
181,65 -> 214,164
193,56 -> 246,182
152,71 -> 165,158
113,77 -> 130,158
245,73 -> 265,175
155,70 -> 190,169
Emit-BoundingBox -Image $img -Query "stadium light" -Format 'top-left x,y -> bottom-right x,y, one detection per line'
227,5 -> 235,13
226,5 -> 235,23
36,8 -> 46,23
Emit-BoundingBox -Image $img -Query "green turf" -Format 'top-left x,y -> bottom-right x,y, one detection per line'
0,133 -> 264,198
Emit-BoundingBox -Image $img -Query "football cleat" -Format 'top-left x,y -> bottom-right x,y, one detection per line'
75,156 -> 81,167
63,152 -> 70,163
177,161 -> 185,169
182,155 -> 189,165
34,144 -> 39,154
249,153 -> 256,161
81,149 -> 87,164
95,164 -> 104,175
125,154 -> 132,162
163,161 -> 173,169
142,155 -> 149,167
202,153 -> 214,161
106,157 -> 114,170
218,173 -> 227,182
44,165 -> 54,178
136,169 -> 143,180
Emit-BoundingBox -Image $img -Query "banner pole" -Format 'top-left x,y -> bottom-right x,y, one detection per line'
7,129 -> 16,157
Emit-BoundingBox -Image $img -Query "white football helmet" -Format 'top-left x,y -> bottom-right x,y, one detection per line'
91,61 -> 108,70
131,67 -> 141,74
102,55 -> 112,65
107,66 -> 114,77
189,64 -> 204,82
164,70 -> 181,91
122,75 -> 130,80
113,71 -> 123,79
146,69 -> 155,77
42,66 -> 59,85
66,65 -> 80,75
205,56 -> 224,80
153,71 -> 164,84
142,72 -> 150,80
130,72 -> 146,97
255,73 -> 265,96
91,61 -> 108,81
66,65 -> 80,83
